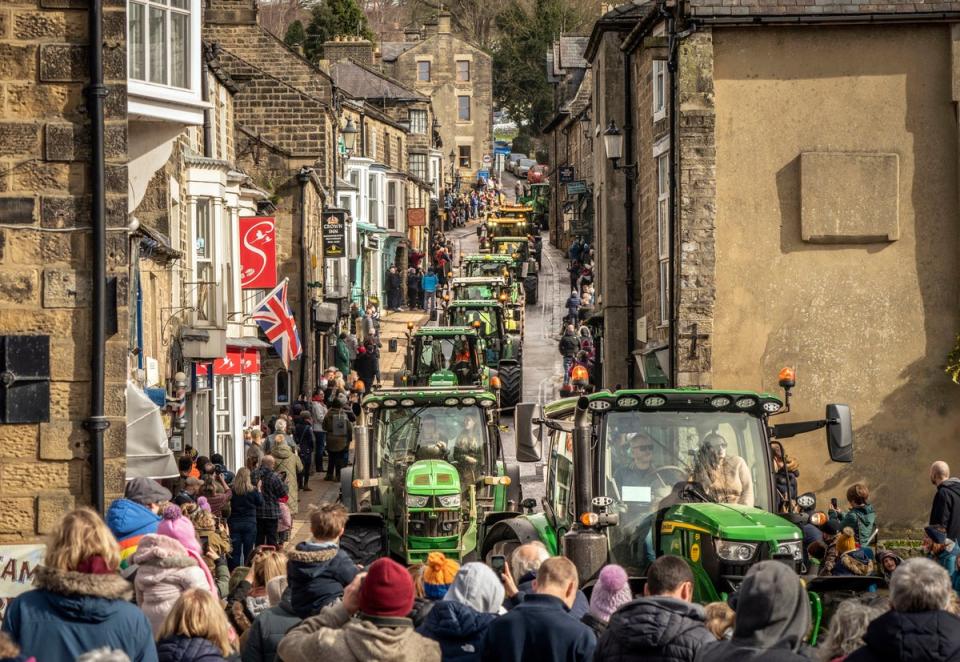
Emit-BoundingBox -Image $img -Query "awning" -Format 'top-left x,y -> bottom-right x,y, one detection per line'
356,222 -> 386,234
125,381 -> 178,480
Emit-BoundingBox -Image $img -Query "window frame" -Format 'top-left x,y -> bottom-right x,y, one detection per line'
458,145 -> 472,170
456,60 -> 470,82
655,149 -> 670,326
653,59 -> 667,122
387,180 -> 398,230
192,197 -> 216,324
409,153 -> 428,181
457,95 -> 471,122
408,109 -> 428,135
417,60 -> 431,82
274,370 -> 291,405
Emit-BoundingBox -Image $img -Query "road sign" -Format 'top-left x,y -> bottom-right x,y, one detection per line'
482,154 -> 492,165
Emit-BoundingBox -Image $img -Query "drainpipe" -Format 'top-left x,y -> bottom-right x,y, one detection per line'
622,48 -> 636,389
297,168 -> 312,399
85,0 -> 109,514
201,51 -> 213,158
665,1 -> 680,387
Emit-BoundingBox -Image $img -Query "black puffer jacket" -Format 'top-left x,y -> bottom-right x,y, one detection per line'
157,635 -> 231,662
286,543 -> 359,618
593,596 -> 714,662
845,610 -> 960,662
931,478 -> 960,541
241,589 -> 301,662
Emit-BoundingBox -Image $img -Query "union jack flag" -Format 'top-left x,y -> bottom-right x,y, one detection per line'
251,279 -> 302,368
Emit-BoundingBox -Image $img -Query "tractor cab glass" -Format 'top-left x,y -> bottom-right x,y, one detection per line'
601,410 -> 771,571
454,283 -> 500,300
376,405 -> 488,490
493,240 -> 525,257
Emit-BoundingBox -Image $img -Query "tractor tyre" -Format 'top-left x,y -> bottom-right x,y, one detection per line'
499,363 -> 522,409
524,276 -> 539,305
340,516 -> 387,568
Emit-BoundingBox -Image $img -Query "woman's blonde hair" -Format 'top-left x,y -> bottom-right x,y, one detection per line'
232,467 -> 254,496
253,550 -> 286,588
704,601 -> 735,640
45,507 -> 120,572
250,428 -> 263,442
158,588 -> 234,656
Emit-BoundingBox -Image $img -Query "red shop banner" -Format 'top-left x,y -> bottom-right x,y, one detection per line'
239,216 -> 277,289
197,349 -> 261,376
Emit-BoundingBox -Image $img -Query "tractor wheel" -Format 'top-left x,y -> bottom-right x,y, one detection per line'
340,516 -> 387,568
499,363 -> 522,409
524,276 -> 539,305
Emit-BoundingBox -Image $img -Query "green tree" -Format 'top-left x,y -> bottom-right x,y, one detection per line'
284,19 -> 306,47
303,0 -> 375,61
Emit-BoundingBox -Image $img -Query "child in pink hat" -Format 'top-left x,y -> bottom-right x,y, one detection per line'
157,504 -> 218,594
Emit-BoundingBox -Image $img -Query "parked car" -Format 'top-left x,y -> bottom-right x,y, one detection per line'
516,158 -> 537,178
507,153 -> 527,173
527,164 -> 548,183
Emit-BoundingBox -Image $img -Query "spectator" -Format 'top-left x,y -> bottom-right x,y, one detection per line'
270,437 -> 302,515
482,557 -> 595,662
174,477 -> 203,507
354,345 -> 377,394
210,454 -> 235,486
830,527 -> 875,578
322,394 -> 354,482
931,460 -> 960,542
156,504 -> 218,594
228,468 -> 264,569
156,589 -> 235,662
582,564 -> 632,638
847,558 -> 960,661
834,484 -> 876,548
422,269 -> 439,314
817,519 -> 843,577
132,534 -> 211,635
704,602 -> 735,641
335,333 -> 351,376
923,525 -> 960,592
242,580 -> 300,662
277,499 -> 292,548
253,456 -> 288,547
503,542 -> 590,618
408,268 -> 422,310
183,502 -> 231,597
0,508 -> 156,662
596,555 -> 713,662
287,504 -> 359,619
772,446 -> 799,514
264,419 -> 289,455
407,564 -> 433,627
105,477 -> 171,573
310,390 -> 327,474
876,550 -> 902,583
293,413 -> 315,493
171,456 -> 196,496
694,560 -> 813,662
559,326 -> 580,387
387,265 -> 403,311
199,473 -> 232,521
226,550 -> 287,638
565,290 -> 581,324
817,597 -> 888,662
422,552 -> 459,600
278,558 -> 441,661
418,562 -> 502,661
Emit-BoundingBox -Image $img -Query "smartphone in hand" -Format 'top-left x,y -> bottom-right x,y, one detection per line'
491,554 -> 506,578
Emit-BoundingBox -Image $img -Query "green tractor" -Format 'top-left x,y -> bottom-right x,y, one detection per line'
519,182 -> 550,232
488,206 -> 542,266
449,276 -> 524,341
489,237 -> 539,305
460,254 -> 536,308
443,299 -> 522,408
485,378 -> 857,638
340,388 -> 522,566
394,326 -> 493,389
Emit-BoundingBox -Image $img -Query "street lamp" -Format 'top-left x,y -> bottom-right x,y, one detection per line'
603,120 -> 636,179
341,118 -> 359,155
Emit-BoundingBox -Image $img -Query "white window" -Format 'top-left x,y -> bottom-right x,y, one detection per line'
387,181 -> 398,230
653,60 -> 667,121
457,96 -> 471,122
417,61 -> 431,81
368,173 -> 380,225
456,60 -> 470,82
409,109 -> 427,134
410,153 -> 427,180
214,375 -> 232,454
193,198 -> 215,323
656,151 -> 670,325
129,0 -> 191,89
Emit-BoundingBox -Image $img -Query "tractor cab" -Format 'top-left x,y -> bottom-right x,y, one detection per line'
489,206 -> 541,265
396,327 -> 487,388
450,276 -> 524,338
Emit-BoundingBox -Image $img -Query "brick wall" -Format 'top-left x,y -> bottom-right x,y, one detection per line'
0,1 -> 129,537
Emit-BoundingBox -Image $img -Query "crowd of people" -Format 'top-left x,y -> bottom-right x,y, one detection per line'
558,236 -> 597,392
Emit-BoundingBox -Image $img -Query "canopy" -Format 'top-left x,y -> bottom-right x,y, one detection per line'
125,381 -> 178,480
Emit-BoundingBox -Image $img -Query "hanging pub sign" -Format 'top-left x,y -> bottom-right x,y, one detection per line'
407,208 -> 426,227
322,210 -> 347,257
239,216 -> 277,290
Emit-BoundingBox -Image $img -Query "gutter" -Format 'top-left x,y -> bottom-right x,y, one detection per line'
622,47 -> 636,389
85,0 -> 109,514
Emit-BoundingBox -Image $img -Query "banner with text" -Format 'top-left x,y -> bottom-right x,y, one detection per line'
322,210 -> 347,257
239,216 -> 277,290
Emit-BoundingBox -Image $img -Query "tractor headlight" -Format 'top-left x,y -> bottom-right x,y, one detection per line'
406,495 -> 429,508
438,495 -> 461,508
777,540 -> 803,561
715,540 -> 758,562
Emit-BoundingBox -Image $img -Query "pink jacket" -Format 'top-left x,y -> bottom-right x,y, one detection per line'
132,533 -> 212,634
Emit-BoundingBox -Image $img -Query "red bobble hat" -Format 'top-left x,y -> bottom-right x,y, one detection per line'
359,558 -> 414,617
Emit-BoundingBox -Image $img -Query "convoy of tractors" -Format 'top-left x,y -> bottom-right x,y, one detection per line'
339,191 -> 861,642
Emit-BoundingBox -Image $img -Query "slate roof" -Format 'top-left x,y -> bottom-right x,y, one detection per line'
557,36 -> 590,69
381,41 -> 417,62
329,60 -> 428,101
688,0 -> 960,16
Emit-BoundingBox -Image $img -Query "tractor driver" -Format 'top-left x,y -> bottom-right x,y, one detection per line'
693,432 -> 754,506
451,339 -> 474,384
416,413 -> 449,460
452,415 -> 483,485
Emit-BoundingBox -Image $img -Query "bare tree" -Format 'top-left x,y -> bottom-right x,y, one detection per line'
258,0 -> 310,39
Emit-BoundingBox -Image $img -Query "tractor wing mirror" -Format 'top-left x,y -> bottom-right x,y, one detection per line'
514,402 -> 541,462
826,404 -> 853,463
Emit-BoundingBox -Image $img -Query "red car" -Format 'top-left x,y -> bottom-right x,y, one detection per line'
527,164 -> 548,183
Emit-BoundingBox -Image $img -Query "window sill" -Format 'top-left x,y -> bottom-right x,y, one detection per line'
653,109 -> 667,123
128,81 -> 209,125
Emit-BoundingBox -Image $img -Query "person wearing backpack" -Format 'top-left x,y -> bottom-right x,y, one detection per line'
322,394 -> 355,482
294,412 -> 316,493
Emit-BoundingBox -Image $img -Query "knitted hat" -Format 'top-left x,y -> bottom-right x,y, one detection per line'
359,558 -> 414,617
156,504 -> 202,556
821,519 -> 842,537
925,526 -> 948,546
423,552 -> 459,600
589,564 -> 633,622
124,477 -> 171,506
836,527 -> 858,555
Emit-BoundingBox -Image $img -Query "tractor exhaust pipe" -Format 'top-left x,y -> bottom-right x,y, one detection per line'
562,396 -> 607,584
354,425 -> 372,510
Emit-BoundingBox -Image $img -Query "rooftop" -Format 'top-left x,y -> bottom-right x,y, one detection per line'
329,59 -> 428,101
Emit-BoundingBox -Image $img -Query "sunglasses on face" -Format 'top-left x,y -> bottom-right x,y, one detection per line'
637,445 -> 654,452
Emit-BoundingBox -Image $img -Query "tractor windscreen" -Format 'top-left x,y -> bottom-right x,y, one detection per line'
415,337 -> 478,374
493,240 -> 524,256
601,410 -> 771,569
447,308 -> 499,337
455,284 -> 496,299
465,262 -> 511,279
375,406 -> 487,487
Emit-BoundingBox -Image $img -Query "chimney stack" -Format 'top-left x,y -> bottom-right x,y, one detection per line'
436,11 -> 452,34
322,36 -> 375,66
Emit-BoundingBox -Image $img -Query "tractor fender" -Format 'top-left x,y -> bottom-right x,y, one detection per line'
339,466 -> 355,511
480,516 -> 550,562
505,461 -> 522,506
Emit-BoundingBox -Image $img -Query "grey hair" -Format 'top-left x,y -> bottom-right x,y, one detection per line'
274,418 -> 288,433
510,541 -> 550,580
818,597 -> 888,661
77,649 -> 131,662
891,557 -> 952,613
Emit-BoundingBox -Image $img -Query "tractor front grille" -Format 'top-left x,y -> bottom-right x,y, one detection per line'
407,509 -> 461,538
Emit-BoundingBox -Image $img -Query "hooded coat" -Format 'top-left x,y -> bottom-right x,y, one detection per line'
133,534 -> 211,634
277,602 -> 441,662
932,478 -> 960,541
1,565 -> 157,662
156,635 -> 229,662
242,588 -> 301,662
481,593 -> 596,662
106,497 -> 162,569
270,442 -> 303,514
845,609 -> 960,662
417,600 -> 496,661
839,504 -> 877,547
593,596 -> 715,662
287,542 -> 360,618
694,561 -> 813,662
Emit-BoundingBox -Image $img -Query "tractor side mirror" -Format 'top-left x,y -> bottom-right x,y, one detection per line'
521,263 -> 530,278
514,402 -> 541,462
825,404 -> 853,463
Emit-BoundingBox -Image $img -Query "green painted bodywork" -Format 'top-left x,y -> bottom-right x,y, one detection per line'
362,387 -> 498,407
664,503 -> 801,543
525,512 -> 560,556
405,460 -> 461,497
413,326 -> 477,338
402,327 -> 490,389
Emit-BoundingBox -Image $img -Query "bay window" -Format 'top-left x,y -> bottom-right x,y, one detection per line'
409,109 -> 427,134
410,153 -> 427,181
130,0 -> 191,89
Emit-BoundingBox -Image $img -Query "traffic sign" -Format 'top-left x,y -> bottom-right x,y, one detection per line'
482,154 -> 492,165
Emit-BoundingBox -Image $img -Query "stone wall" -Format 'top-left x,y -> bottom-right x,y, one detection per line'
0,0 -> 129,537
323,38 -> 375,67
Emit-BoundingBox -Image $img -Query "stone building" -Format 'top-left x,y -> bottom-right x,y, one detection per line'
381,12 -> 492,181
589,0 -> 960,523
